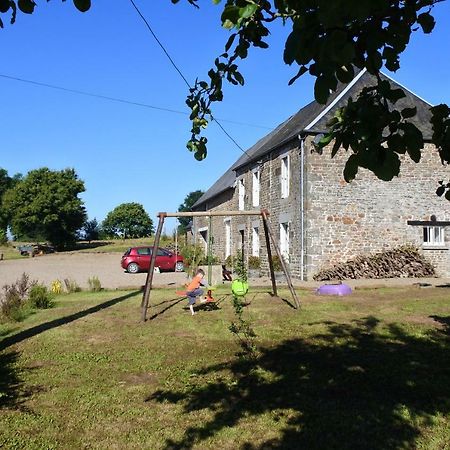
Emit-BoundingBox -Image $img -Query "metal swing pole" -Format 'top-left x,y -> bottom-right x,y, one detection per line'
141,213 -> 166,321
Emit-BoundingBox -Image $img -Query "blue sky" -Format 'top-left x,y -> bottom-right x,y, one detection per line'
1,0 -> 450,232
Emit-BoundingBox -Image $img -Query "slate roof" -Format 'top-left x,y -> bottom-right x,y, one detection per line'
193,69 -> 433,209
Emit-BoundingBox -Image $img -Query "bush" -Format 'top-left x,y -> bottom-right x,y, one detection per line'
87,276 -> 102,292
271,255 -> 283,272
64,278 -> 81,293
29,285 -> 54,309
51,280 -> 63,294
0,273 -> 36,321
248,256 -> 261,270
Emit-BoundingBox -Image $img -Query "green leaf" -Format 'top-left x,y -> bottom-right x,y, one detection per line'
343,154 -> 359,182
73,0 -> 91,13
436,185 -> 446,197
417,12 -> 435,34
239,3 -> 258,19
288,65 -> 307,86
336,65 -> 354,84
18,0 -> 35,14
401,107 -> 417,119
0,0 -> 10,13
314,76 -> 330,105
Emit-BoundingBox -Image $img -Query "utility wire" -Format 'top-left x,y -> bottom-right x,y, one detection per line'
128,0 -> 252,158
0,73 -> 273,130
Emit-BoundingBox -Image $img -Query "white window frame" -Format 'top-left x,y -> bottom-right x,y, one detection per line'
238,178 -> 245,211
224,219 -> 231,258
198,227 -> 208,255
252,226 -> 260,257
280,222 -> 290,262
423,226 -> 445,247
252,169 -> 260,207
280,155 -> 290,199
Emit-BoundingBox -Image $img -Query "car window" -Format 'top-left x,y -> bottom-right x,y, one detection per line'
123,248 -> 131,256
156,249 -> 167,256
137,248 -> 150,255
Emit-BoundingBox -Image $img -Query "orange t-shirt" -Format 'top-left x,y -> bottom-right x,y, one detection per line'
187,274 -> 203,291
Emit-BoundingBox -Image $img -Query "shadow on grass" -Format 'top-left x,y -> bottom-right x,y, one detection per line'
150,298 -> 186,320
0,291 -> 140,351
0,350 -> 43,411
149,315 -> 450,449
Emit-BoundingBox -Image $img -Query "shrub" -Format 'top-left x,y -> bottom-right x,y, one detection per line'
64,278 -> 81,293
28,285 -> 54,309
1,285 -> 25,321
0,273 -> 36,321
248,256 -> 261,270
271,255 -> 283,272
87,276 -> 102,292
51,280 -> 63,294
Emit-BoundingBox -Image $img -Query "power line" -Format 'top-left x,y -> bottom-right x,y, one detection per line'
0,73 -> 273,130
128,0 -> 252,158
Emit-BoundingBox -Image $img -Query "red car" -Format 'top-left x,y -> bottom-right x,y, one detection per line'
121,247 -> 184,273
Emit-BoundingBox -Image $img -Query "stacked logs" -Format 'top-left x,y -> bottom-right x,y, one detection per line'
314,245 -> 436,281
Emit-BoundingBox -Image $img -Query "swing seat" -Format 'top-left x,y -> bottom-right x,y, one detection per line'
176,288 -> 216,302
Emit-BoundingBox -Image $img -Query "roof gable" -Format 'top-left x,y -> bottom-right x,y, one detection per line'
194,69 -> 433,208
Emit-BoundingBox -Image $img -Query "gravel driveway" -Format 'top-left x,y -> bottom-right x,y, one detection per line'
1,252 -> 449,292
0,252 -> 189,290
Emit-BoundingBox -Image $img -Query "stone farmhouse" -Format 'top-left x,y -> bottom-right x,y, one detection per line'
191,69 -> 450,280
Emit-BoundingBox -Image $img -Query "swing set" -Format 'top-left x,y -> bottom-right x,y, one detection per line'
141,209 -> 300,321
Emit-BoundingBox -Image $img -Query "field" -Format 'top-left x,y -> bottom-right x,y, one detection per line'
1,286 -> 450,449
0,237 -> 179,261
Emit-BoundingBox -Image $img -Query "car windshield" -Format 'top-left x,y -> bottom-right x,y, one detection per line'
123,248 -> 131,256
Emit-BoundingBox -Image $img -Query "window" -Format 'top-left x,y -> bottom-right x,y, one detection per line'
281,155 -> 290,198
252,226 -> 260,257
199,229 -> 208,254
238,178 -> 245,210
252,170 -> 260,207
423,226 -> 445,246
280,222 -> 290,262
224,219 -> 231,258
137,248 -> 150,255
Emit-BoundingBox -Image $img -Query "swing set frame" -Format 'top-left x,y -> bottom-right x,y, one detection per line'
141,209 -> 300,321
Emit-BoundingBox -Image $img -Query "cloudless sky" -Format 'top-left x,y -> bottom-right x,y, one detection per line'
1,0 -> 450,232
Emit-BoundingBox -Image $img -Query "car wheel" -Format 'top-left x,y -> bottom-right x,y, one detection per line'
127,262 -> 140,274
175,261 -> 184,272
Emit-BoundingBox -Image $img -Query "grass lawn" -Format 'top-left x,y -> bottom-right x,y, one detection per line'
0,237 -> 179,260
1,286 -> 450,449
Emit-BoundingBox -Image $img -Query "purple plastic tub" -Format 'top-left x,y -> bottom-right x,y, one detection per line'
316,283 -> 352,296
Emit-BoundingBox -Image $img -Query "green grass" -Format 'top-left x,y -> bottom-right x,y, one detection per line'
1,286 -> 450,449
0,236 -> 178,260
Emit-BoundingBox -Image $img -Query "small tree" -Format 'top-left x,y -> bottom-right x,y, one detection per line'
102,203 -> 153,239
82,218 -> 100,242
177,190 -> 204,234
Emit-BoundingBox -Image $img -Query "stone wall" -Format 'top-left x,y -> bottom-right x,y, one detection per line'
193,137 -> 450,280
305,138 -> 450,277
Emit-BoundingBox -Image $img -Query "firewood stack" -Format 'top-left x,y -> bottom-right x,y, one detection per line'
313,245 -> 436,281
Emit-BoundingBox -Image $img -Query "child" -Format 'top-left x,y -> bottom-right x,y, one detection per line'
186,268 -> 206,315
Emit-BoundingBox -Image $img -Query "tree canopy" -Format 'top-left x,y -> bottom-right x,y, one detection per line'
3,167 -> 86,248
2,0 -> 449,199
102,202 -> 154,239
177,189 -> 205,233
